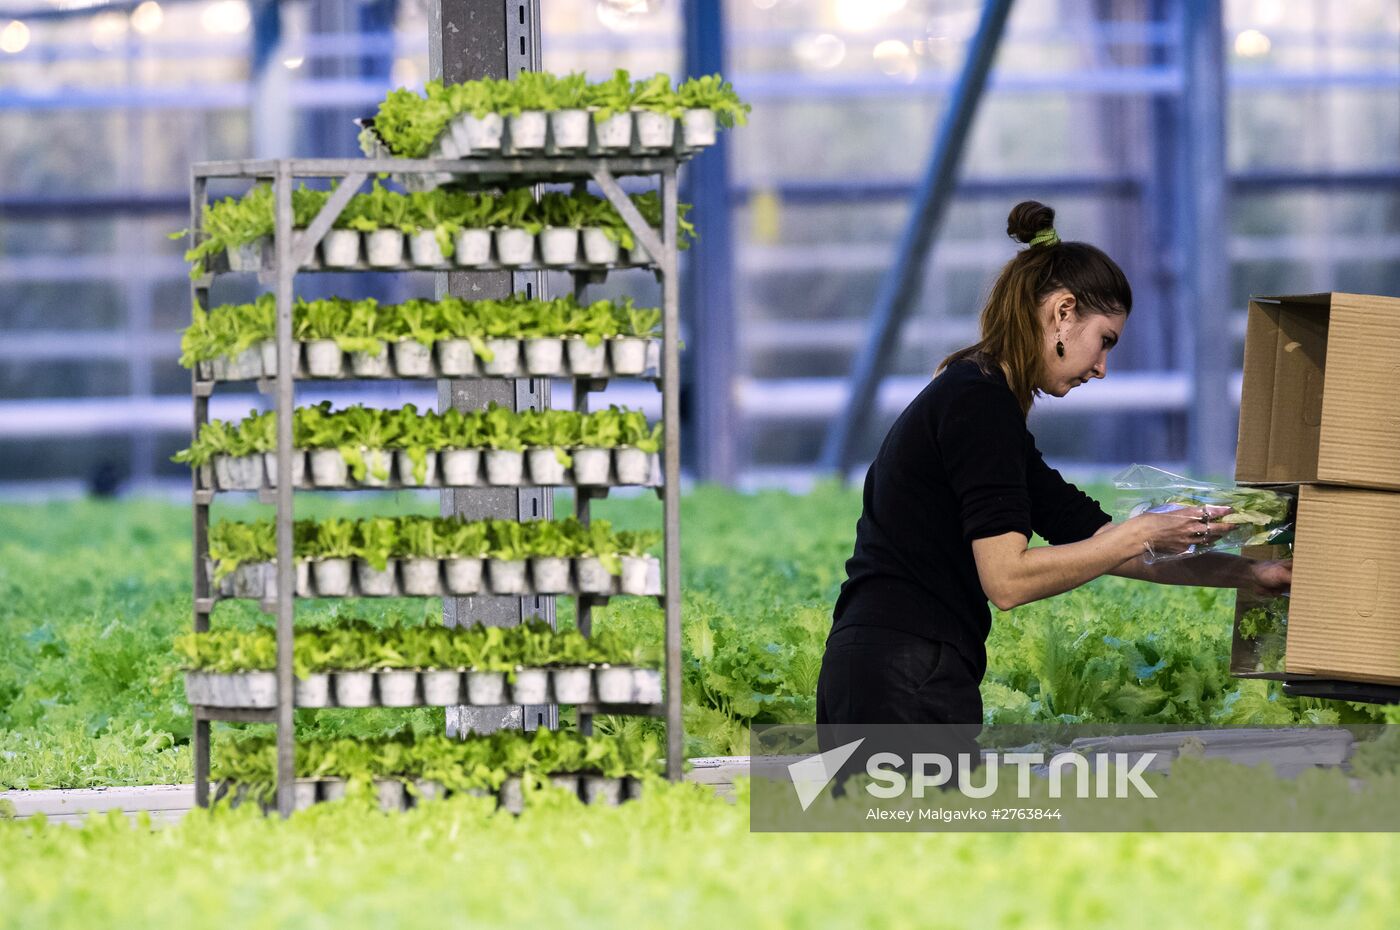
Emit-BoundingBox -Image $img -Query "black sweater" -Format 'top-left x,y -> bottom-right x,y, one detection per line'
831,356 -> 1112,681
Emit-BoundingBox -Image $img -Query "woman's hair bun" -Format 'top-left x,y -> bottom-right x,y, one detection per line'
1007,200 -> 1055,244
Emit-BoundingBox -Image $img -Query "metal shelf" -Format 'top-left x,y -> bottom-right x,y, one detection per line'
189,154 -> 685,817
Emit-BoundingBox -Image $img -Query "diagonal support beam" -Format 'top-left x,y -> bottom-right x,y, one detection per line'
820,0 -> 1015,477
593,165 -> 671,277
291,172 -> 368,268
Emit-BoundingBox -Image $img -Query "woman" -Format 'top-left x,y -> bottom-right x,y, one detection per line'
817,200 -> 1291,752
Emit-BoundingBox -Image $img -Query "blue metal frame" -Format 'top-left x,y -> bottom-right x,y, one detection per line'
820,0 -> 1016,475
682,0 -> 737,483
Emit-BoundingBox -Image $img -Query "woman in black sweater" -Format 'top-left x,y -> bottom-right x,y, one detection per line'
818,201 -> 1292,747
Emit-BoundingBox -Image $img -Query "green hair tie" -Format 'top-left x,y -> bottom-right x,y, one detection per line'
1029,227 -> 1060,247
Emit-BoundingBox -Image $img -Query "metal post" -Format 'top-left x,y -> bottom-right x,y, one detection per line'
682,0 -> 737,483
661,166 -> 684,781
190,170 -> 212,810
273,164 -> 297,818
1180,0 -> 1233,480
820,0 -> 1015,477
429,0 -> 553,737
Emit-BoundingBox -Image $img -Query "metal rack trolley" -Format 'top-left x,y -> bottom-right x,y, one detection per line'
187,154 -> 686,817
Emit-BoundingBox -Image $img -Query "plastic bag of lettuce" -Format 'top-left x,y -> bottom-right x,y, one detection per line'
1112,464 -> 1295,563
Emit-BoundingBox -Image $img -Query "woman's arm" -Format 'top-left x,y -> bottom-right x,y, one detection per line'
1098,522 -> 1292,595
971,521 -> 1146,611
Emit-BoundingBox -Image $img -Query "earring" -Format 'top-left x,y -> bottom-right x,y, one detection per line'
1056,339 -> 1065,358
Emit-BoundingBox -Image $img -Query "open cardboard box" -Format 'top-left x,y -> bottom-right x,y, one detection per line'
1231,484 -> 1400,686
1235,292 -> 1400,492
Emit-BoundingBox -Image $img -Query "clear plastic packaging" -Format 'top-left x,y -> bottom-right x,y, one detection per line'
1111,464 -> 1295,563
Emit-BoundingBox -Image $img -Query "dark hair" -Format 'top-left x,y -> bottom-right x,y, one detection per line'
938,200 -> 1132,416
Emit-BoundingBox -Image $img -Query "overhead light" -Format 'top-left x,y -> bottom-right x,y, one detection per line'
0,20 -> 28,54
282,54 -> 304,69
90,10 -> 127,49
792,33 -> 845,71
202,0 -> 251,36
130,1 -> 162,35
1234,29 -> 1271,58
595,0 -> 662,33
833,0 -> 905,33
873,38 -> 915,81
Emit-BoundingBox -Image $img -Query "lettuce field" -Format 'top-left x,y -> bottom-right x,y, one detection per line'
2,486 -> 1397,927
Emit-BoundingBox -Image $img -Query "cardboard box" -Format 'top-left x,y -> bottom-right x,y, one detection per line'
1282,485 -> 1400,685
1235,292 -> 1400,492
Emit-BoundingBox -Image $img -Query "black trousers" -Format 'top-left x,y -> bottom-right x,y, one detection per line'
815,624 -> 983,792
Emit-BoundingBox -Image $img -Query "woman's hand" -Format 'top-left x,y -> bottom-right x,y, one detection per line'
1127,504 -> 1236,556
1244,558 -> 1292,597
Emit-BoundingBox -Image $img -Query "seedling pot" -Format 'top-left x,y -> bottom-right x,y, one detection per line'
227,236 -> 270,273
401,557 -> 443,595
392,339 -> 435,377
436,339 -> 479,377
226,346 -> 263,381
566,338 -> 608,376
412,779 -> 447,804
463,112 -> 504,151
377,669 -> 420,707
524,337 -> 565,375
356,559 -> 398,596
230,562 -> 270,599
628,241 -> 653,266
487,559 -> 527,594
262,450 -> 307,489
494,228 -> 535,266
357,448 -> 394,487
625,776 -> 644,800
294,672 -> 332,708
530,556 -> 571,594
635,111 -> 676,149
645,339 -> 660,373
443,557 -> 484,594
682,108 -> 718,147
214,454 -> 260,491
321,778 -> 348,801
526,448 -> 567,485
485,449 -> 525,486
551,666 -> 594,703
610,337 -> 648,375
510,667 -> 550,704
309,449 -> 350,488
409,230 -> 449,267
238,670 -> 278,708
482,338 -> 521,376
374,779 -> 406,812
333,670 -> 375,707
595,664 -> 637,703
633,667 -> 662,704
620,555 -> 653,595
508,111 -> 548,151
293,779 -> 319,812
548,774 -> 581,797
321,229 -> 361,267
396,451 -> 438,488
499,776 -> 524,814
571,448 -> 611,486
258,340 -> 280,377
304,339 -> 344,377
614,446 -> 651,484
595,111 -> 633,151
422,669 -> 463,705
439,449 -> 481,486
582,775 -> 624,806
550,109 -> 590,149
366,230 -> 405,267
574,556 -> 613,594
312,558 -> 352,596
350,344 -> 393,378
184,671 -> 215,706
296,559 -> 312,598
538,227 -> 580,266
455,228 -> 492,266
448,115 -> 473,153
197,463 -> 214,492
581,227 -> 620,265
466,669 -> 508,705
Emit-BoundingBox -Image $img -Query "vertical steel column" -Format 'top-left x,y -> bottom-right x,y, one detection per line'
681,0 -> 737,483
272,164 -> 297,818
661,166 -> 684,781
1180,0 -> 1233,480
429,0 -> 553,737
190,170 -> 212,810
820,0 -> 1014,477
